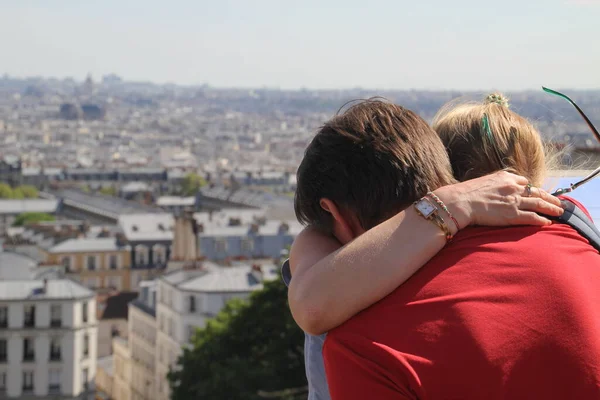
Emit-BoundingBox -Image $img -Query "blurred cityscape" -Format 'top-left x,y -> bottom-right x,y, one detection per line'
0,73 -> 598,400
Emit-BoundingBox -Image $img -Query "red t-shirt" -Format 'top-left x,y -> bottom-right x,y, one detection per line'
324,201 -> 600,400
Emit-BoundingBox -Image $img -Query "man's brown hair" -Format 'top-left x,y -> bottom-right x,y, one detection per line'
294,98 -> 456,233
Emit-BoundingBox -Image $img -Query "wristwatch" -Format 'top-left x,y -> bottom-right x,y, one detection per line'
413,197 -> 453,241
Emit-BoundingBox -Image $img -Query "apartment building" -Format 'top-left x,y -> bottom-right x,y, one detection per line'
127,282 -> 157,400
0,279 -> 97,399
96,282 -> 157,400
44,237 -> 132,291
154,264 -> 277,400
197,220 -> 301,260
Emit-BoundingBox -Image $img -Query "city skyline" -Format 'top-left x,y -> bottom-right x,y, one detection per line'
1,0 -> 599,91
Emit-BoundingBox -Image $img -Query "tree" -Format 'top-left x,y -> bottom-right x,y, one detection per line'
181,173 -> 207,196
18,185 -> 38,198
13,212 -> 55,226
12,187 -> 25,199
168,278 -> 307,400
99,186 -> 117,196
0,183 -> 13,198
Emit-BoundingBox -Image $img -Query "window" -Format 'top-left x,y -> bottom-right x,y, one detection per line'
159,314 -> 164,332
106,276 -> 121,291
85,277 -> 98,289
168,318 -> 173,336
82,368 -> 89,392
61,256 -> 71,271
0,372 -> 5,393
82,302 -> 88,323
23,337 -> 34,361
187,326 -> 196,342
241,237 -> 254,252
214,238 -> 227,252
50,337 -> 61,361
0,306 -> 7,328
0,339 -> 6,362
24,304 -> 35,327
50,304 -> 61,327
86,255 -> 96,270
48,369 -> 61,393
158,344 -> 163,362
154,245 -> 166,264
136,246 -> 148,265
22,371 -> 34,393
189,296 -> 196,312
109,254 -> 119,270
83,334 -> 89,357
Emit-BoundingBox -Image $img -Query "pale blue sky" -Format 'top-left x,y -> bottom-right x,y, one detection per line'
0,0 -> 598,90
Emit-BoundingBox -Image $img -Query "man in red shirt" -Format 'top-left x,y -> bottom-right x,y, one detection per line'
293,98 -> 600,398
323,202 -> 600,399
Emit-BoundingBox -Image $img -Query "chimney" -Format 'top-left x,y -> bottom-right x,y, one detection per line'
43,279 -> 48,293
278,222 -> 290,235
249,223 -> 259,235
250,264 -> 263,282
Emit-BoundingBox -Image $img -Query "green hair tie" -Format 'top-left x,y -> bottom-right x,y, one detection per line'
481,113 -> 495,144
481,113 -> 507,168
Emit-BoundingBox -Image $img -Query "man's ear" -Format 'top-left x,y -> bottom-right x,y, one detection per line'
319,198 -> 356,244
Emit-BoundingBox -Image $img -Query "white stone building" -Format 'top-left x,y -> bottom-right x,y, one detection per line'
0,279 -> 97,399
154,264 -> 278,400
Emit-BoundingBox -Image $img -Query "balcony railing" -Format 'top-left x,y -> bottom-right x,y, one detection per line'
50,352 -> 61,362
23,318 -> 35,328
48,384 -> 61,394
0,320 -> 7,328
50,319 -> 62,328
23,353 -> 35,362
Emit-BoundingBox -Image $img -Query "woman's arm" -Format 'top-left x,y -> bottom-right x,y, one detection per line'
288,171 -> 563,335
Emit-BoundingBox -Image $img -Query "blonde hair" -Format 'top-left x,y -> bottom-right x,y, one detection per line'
433,93 -> 552,187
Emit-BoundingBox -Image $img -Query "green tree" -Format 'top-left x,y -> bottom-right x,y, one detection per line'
0,183 -> 13,198
99,186 -> 117,196
12,187 -> 25,199
181,173 -> 207,196
13,212 -> 55,226
168,278 -> 307,400
17,185 -> 39,198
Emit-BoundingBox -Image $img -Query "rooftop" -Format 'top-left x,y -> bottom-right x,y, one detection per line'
48,237 -> 129,253
118,213 -> 174,242
163,263 -> 279,293
0,199 -> 59,215
0,279 -> 94,300
100,292 -> 139,320
50,189 -> 162,220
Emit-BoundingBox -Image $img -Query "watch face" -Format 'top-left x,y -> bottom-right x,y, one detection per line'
416,198 -> 437,218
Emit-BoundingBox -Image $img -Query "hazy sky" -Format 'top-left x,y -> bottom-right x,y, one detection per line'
1,0 -> 599,90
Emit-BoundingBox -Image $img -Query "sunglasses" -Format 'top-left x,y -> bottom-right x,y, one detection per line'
542,87 -> 600,196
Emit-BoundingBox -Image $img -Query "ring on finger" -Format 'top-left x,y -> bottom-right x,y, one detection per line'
524,183 -> 533,197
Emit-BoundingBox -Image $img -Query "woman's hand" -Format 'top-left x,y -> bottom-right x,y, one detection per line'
435,171 -> 564,231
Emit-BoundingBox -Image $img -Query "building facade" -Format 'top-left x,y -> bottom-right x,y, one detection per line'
0,280 -> 97,399
154,264 -> 277,400
44,238 -> 133,291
